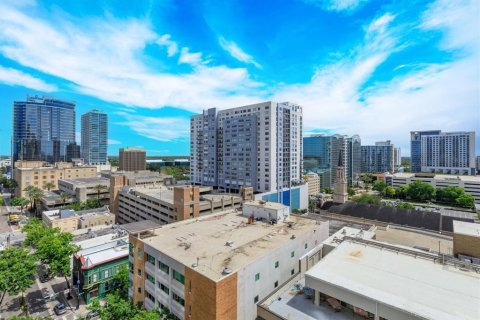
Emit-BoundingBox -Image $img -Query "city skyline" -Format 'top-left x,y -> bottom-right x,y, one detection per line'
0,0 -> 479,156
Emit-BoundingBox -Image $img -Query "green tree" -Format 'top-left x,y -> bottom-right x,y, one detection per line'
6,178 -> 18,194
358,174 -> 375,189
88,292 -> 137,320
42,182 -> 55,191
352,194 -> 382,205
372,181 -> 388,195
93,184 -> 108,200
396,185 -> 409,199
396,202 -> 415,210
321,188 -> 333,194
407,181 -> 435,202
385,186 -> 396,198
456,194 -> 475,209
112,264 -> 129,299
35,231 -> 79,292
436,186 -> 465,204
11,197 -> 30,214
0,247 -> 37,308
347,188 -> 356,197
60,192 -> 70,208
21,218 -> 53,247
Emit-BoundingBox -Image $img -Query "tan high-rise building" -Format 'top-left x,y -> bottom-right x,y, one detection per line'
14,161 -> 97,197
128,205 -> 329,320
119,147 -> 146,171
305,172 -> 320,196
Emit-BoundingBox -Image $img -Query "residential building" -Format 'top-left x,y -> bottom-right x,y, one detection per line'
394,147 -> 401,168
42,206 -> 114,233
128,207 -> 329,320
58,177 -> 110,203
12,96 -> 75,164
117,185 -> 242,225
411,130 -> 476,175
305,172 -> 320,196
119,147 -> 146,171
72,228 -> 131,304
385,172 -> 480,205
190,101 -> 303,194
14,161 -> 97,197
81,110 -> 108,165
361,140 -> 395,173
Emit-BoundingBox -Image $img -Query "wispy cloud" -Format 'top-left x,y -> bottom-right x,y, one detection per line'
108,139 -> 121,145
304,0 -> 369,12
117,112 -> 190,142
156,34 -> 178,57
218,37 -> 261,69
178,47 -> 204,66
0,65 -> 56,91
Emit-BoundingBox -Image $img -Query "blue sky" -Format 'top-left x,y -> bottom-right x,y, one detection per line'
0,0 -> 478,156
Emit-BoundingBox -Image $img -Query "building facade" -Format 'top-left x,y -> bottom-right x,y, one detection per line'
190,101 -> 303,194
119,147 -> 146,171
128,208 -> 329,320
12,96 -> 76,164
81,110 -> 108,165
411,130 -> 476,175
361,140 -> 395,173
305,172 -> 320,196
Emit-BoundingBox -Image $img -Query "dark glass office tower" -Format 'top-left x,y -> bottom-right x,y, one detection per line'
12,96 -> 76,164
81,109 -> 108,165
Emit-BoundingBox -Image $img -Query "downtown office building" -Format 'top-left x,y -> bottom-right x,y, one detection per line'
303,134 -> 361,188
411,130 -> 476,175
12,96 -> 76,164
190,101 -> 303,193
361,140 -> 396,173
81,109 -> 108,165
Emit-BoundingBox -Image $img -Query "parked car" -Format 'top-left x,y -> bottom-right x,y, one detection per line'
86,311 -> 99,319
40,274 -> 49,283
54,303 -> 67,315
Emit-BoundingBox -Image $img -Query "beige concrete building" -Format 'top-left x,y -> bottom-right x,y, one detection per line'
105,170 -> 174,214
14,161 -> 97,197
42,206 -> 114,233
119,147 -> 146,171
58,177 -> 110,203
128,209 -> 329,320
453,221 -> 480,258
305,172 -> 320,196
117,185 -> 242,225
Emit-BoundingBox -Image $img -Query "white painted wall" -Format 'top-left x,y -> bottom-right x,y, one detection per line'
242,203 -> 289,221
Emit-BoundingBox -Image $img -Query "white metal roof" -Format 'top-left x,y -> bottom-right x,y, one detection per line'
306,240 -> 480,320
454,221 -> 480,237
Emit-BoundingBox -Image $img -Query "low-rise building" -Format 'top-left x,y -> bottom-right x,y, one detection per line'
117,185 -> 242,225
128,209 -> 329,320
453,221 -> 480,259
14,161 -> 97,197
305,172 -> 320,196
385,172 -> 480,205
42,206 -> 114,233
72,229 -> 130,303
58,177 -> 110,203
243,201 -> 290,222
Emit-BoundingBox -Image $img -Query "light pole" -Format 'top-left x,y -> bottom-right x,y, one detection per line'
76,269 -> 81,310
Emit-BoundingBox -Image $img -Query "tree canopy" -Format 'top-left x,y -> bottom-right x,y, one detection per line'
405,181 -> 435,202
352,194 -> 382,205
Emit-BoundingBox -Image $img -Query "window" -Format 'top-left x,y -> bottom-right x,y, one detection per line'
137,269 -> 142,276
92,273 -> 98,283
137,287 -> 142,293
104,270 -> 109,278
274,261 -> 279,268
254,295 -> 259,303
137,248 -> 143,259
291,251 -> 295,258
158,282 -> 169,295
146,273 -> 155,284
274,281 -> 278,288
146,291 -> 155,303
173,270 -> 185,284
291,269 -> 295,275
304,243 -> 308,249
146,253 -> 155,265
173,292 -> 185,306
158,261 -> 169,274
255,273 -> 260,281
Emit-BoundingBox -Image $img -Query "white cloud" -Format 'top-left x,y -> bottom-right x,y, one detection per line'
178,47 -> 204,66
108,139 -> 121,145
117,112 -> 190,142
157,34 -> 178,57
218,37 -> 262,69
275,2 -> 479,152
0,2 -> 262,113
0,65 -> 56,91
304,0 -> 368,12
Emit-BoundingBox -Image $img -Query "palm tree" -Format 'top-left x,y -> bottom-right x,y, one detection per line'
31,188 -> 44,217
60,192 -> 69,208
24,186 -> 36,210
43,181 -> 55,191
19,197 -> 29,215
93,184 -> 107,200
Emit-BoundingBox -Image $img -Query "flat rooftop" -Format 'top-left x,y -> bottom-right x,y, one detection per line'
244,200 -> 288,210
143,211 -> 323,281
388,172 -> 480,182
322,227 -> 375,248
305,239 -> 480,320
375,225 -> 453,254
454,221 -> 480,237
59,177 -> 109,186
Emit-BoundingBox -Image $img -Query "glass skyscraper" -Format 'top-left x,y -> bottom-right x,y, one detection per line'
81,109 -> 108,165
12,96 -> 76,163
